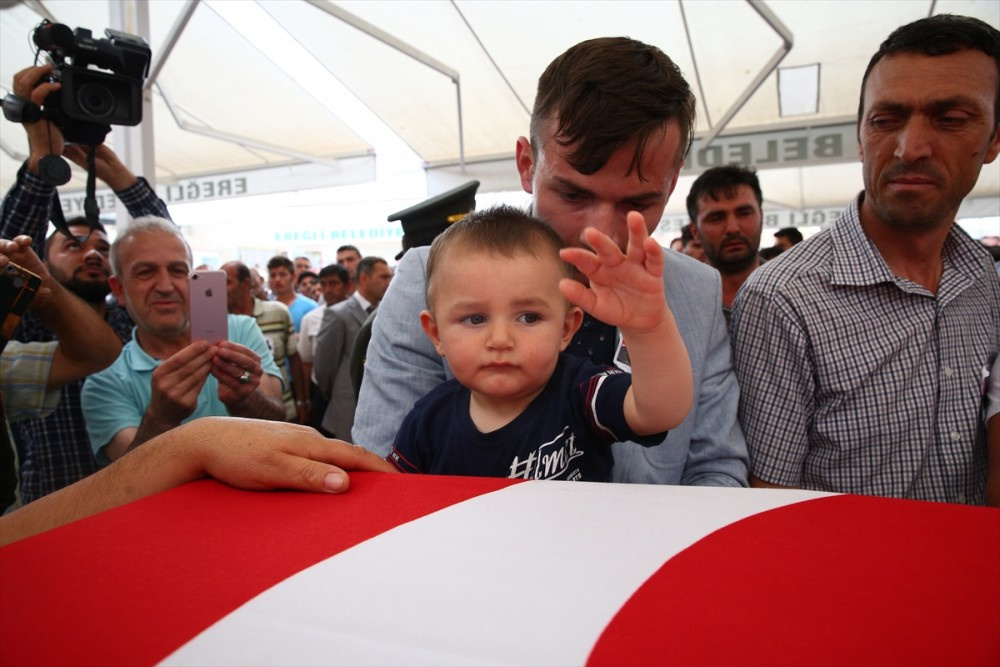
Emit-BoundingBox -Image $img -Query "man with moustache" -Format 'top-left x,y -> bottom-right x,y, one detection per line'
82,217 -> 285,464
686,165 -> 764,329
731,15 -> 1000,504
0,64 -> 170,503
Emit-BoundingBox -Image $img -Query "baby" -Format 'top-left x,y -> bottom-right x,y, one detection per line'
387,205 -> 693,481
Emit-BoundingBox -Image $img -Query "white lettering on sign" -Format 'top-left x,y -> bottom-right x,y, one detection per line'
273,228 -> 404,243
657,206 -> 845,233
681,123 -> 854,175
161,177 -> 247,203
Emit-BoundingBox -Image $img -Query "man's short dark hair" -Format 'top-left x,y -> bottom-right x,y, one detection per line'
266,255 -> 294,273
858,14 -> 1000,127
530,37 -> 696,178
318,263 -> 350,283
774,227 -> 803,245
296,270 -> 318,286
355,256 -> 386,283
337,245 -> 361,257
43,217 -> 107,256
686,164 -> 763,223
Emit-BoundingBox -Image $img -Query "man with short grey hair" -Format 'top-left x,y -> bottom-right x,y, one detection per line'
83,217 -> 285,464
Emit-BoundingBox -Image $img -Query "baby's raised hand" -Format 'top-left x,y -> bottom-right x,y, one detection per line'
559,211 -> 668,333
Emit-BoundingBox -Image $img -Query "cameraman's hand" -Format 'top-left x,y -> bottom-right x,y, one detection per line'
12,64 -> 64,172
64,143 -> 137,192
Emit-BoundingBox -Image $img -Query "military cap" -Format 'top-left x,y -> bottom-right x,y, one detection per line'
388,180 -> 479,259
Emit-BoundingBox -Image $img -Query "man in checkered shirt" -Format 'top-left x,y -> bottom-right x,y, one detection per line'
731,15 -> 1000,505
0,64 -> 171,504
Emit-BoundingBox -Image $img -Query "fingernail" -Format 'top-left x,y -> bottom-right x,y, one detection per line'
323,472 -> 346,492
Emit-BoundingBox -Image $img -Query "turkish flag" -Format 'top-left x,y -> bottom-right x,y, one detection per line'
1,473 -> 997,666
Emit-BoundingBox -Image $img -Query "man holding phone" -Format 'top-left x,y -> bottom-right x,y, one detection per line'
81,217 -> 285,464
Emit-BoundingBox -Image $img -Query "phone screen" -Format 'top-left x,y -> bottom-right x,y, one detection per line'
1,262 -> 42,351
188,270 -> 228,344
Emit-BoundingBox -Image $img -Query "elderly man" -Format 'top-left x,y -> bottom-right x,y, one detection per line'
354,37 -> 748,487
687,164 -> 765,328
82,218 -> 285,464
731,15 -> 1000,504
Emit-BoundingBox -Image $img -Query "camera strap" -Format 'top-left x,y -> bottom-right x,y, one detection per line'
83,144 -> 100,229
46,147 -> 102,243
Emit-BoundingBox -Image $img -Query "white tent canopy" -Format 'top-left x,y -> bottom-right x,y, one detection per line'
1,0 -> 998,236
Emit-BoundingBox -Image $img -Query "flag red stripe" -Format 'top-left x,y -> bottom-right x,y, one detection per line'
0,472 -> 514,667
587,494 -> 1000,666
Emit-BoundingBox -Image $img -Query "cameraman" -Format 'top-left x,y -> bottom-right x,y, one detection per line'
0,63 -> 171,505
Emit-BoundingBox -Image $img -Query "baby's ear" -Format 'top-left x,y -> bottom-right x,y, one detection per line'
419,310 -> 446,357
560,306 -> 584,351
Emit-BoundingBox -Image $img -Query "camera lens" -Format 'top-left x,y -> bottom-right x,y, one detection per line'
76,83 -> 116,119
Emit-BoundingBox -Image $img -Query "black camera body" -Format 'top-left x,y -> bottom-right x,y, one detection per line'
34,21 -> 151,144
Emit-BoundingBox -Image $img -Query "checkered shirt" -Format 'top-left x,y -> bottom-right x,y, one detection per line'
1,163 -> 170,503
731,193 -> 1000,504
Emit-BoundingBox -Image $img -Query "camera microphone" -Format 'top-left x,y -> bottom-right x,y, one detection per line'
32,22 -> 74,52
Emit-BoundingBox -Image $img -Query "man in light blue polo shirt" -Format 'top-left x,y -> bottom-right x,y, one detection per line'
82,217 -> 285,464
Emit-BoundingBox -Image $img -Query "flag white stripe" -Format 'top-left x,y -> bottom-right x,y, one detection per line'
163,483 -> 830,666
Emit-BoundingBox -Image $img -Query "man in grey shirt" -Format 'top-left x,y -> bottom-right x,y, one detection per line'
354,37 -> 748,487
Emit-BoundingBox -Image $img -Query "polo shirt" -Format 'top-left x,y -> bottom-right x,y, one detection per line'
82,315 -> 281,464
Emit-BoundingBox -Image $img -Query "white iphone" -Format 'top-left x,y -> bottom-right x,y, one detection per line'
188,270 -> 228,343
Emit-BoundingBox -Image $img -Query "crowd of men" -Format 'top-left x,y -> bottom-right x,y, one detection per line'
0,74 -> 392,501
1,13 -> 998,539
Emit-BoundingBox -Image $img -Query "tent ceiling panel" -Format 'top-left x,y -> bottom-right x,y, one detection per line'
152,3 -> 368,158
260,0 -> 513,164
1,0 -> 997,213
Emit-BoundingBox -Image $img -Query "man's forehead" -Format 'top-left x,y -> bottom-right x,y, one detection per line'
698,185 -> 760,209
60,226 -> 109,244
864,49 -> 999,108
541,124 -> 681,193
120,231 -> 188,262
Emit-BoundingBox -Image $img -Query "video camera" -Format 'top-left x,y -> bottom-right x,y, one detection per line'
30,20 -> 152,145
0,21 -> 152,236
